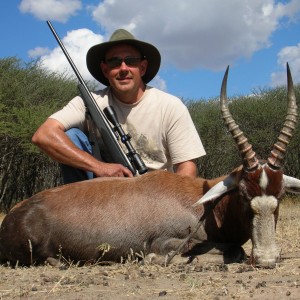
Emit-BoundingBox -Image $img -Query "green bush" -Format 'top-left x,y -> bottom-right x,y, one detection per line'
0,56 -> 300,211
0,57 -> 78,211
188,85 -> 300,179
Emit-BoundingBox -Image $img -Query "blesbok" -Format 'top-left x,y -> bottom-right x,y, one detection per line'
0,64 -> 299,268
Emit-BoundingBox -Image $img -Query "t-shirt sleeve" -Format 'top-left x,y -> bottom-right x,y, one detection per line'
49,96 -> 86,131
165,100 -> 206,164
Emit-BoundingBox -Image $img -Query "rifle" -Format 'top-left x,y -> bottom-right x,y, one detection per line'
47,21 -> 148,176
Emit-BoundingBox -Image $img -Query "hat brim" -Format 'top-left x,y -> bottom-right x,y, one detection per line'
86,39 -> 161,86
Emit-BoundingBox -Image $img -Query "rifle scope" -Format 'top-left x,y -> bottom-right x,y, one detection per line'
103,106 -> 148,175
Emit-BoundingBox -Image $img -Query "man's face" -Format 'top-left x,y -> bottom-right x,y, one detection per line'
101,44 -> 148,96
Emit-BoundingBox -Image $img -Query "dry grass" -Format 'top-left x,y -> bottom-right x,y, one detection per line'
0,213 -> 4,225
276,197 -> 300,256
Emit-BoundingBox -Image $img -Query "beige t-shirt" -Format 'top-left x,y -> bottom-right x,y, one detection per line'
50,86 -> 206,172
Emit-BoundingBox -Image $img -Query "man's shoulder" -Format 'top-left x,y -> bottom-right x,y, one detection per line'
91,87 -> 111,108
145,86 -> 184,106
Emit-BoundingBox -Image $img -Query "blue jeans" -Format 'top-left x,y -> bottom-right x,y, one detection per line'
61,128 -> 94,184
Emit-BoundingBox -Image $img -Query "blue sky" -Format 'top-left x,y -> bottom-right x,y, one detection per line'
1,0 -> 300,100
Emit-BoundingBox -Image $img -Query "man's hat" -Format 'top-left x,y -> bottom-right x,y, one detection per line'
86,29 -> 161,86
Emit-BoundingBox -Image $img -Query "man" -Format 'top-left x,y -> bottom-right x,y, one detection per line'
32,29 -> 206,183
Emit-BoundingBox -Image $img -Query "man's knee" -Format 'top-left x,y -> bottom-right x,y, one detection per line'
62,128 -> 94,183
65,128 -> 82,140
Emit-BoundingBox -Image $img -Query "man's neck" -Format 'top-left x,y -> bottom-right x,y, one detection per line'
112,84 -> 146,105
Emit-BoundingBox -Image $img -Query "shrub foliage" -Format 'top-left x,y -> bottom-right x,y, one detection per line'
0,57 -> 78,211
189,86 -> 300,179
0,57 -> 299,211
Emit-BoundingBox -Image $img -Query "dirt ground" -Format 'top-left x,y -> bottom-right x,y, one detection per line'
0,198 -> 299,300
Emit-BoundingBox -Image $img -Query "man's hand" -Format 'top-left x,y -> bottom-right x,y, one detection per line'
93,162 -> 134,177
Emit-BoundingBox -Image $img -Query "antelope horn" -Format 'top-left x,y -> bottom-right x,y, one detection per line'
267,63 -> 298,169
220,66 -> 259,171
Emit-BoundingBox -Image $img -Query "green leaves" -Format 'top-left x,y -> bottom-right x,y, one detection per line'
0,57 -> 78,151
0,57 -> 78,210
187,86 -> 300,179
0,56 -> 299,210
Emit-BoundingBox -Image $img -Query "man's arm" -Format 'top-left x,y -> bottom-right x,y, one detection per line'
174,160 -> 198,178
32,118 -> 133,177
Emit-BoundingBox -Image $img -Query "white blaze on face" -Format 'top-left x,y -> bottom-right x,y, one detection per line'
250,169 -> 280,267
259,168 -> 269,190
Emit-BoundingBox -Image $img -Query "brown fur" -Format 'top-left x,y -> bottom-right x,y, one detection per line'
0,170 -> 245,266
0,165 -> 289,267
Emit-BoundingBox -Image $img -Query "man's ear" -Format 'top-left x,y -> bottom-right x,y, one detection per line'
140,60 -> 148,77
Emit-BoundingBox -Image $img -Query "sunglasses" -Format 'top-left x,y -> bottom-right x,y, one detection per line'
105,56 -> 143,68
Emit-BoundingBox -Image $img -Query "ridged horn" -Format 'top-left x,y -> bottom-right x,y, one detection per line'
220,66 -> 259,171
267,63 -> 298,169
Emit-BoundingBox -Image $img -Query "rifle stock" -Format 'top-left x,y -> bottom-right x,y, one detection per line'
47,20 -> 147,176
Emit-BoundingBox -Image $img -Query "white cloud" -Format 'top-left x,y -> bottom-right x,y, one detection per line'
149,76 -> 167,92
28,47 -> 50,58
271,43 -> 300,87
36,28 -> 103,85
26,0 -> 300,92
19,0 -> 82,22
91,0 -> 300,71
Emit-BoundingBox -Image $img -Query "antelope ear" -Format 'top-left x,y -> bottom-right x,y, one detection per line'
192,175 -> 238,206
283,175 -> 300,194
